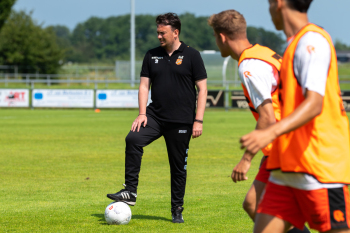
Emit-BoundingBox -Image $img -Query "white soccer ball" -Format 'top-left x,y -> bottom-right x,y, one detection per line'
104,202 -> 132,225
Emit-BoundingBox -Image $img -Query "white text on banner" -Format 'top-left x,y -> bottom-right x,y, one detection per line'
32,89 -> 94,108
96,90 -> 152,108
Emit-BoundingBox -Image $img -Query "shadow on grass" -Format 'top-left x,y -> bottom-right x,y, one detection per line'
133,215 -> 171,222
91,214 -> 171,224
91,214 -> 108,225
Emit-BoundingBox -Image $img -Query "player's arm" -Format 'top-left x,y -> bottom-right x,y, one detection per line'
192,79 -> 207,139
131,77 -> 150,132
232,99 -> 276,182
232,61 -> 277,182
255,100 -> 276,130
240,90 -> 322,154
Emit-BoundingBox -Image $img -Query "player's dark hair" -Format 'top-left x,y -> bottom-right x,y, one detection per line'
287,0 -> 313,13
156,13 -> 181,35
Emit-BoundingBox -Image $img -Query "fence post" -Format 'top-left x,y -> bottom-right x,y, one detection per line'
26,75 -> 29,86
67,76 -> 69,87
105,76 -> 108,88
31,81 -> 34,110
14,66 -> 18,79
115,61 -> 119,78
225,83 -> 229,111
47,75 -> 50,86
5,74 -> 8,87
94,81 -> 97,110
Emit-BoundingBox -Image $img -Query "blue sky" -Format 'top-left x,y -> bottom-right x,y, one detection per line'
14,0 -> 350,44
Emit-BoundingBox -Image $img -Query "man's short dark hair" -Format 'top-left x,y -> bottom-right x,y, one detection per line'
156,13 -> 181,35
287,0 -> 313,13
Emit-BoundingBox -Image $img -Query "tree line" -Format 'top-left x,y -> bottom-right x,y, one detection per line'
51,13 -> 286,63
0,6 -> 349,74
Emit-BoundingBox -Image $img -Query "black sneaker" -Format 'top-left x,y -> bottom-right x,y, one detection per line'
107,184 -> 137,206
171,206 -> 184,223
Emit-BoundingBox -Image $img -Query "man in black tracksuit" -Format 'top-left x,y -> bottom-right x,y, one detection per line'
107,13 -> 208,223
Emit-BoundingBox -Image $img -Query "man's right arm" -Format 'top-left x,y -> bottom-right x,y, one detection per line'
231,100 -> 276,182
232,60 -> 276,182
131,77 -> 150,132
131,50 -> 151,132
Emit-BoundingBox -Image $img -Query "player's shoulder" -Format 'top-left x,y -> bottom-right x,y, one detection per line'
239,58 -> 274,73
298,31 -> 330,48
295,31 -> 331,59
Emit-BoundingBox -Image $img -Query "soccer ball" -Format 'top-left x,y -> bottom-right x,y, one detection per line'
104,202 -> 132,225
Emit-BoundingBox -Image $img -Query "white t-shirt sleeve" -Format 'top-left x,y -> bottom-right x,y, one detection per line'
293,32 -> 331,96
238,59 -> 278,109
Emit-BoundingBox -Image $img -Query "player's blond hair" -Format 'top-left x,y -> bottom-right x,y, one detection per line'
208,10 -> 247,40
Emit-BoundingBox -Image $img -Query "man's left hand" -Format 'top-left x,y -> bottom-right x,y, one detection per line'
192,122 -> 203,139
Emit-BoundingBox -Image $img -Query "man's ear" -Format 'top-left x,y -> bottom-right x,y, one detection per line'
173,29 -> 179,38
219,33 -> 227,44
277,0 -> 284,10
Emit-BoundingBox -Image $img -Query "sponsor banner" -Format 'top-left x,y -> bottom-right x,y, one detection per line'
32,89 -> 94,108
341,91 -> 350,112
0,89 -> 29,107
231,91 -> 248,109
96,90 -> 152,108
206,90 -> 224,107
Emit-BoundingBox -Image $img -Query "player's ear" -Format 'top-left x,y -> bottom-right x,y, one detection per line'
219,33 -> 227,44
277,0 -> 284,10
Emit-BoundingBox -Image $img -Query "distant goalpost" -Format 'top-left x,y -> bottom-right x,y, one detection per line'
200,50 -> 239,87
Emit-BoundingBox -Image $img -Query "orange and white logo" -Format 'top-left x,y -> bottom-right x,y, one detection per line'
176,55 -> 184,65
109,205 -> 113,210
307,45 -> 315,54
333,210 -> 345,222
244,71 -> 252,78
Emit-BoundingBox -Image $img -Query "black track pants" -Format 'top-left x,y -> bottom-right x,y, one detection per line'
124,115 -> 192,208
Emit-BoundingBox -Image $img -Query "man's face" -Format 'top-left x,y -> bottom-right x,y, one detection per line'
269,0 -> 283,30
214,31 -> 230,58
157,24 -> 177,48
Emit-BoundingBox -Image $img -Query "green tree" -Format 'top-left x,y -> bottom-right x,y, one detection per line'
70,15 -> 133,62
335,40 -> 350,51
247,26 -> 285,55
59,13 -> 286,63
180,13 -> 217,51
0,10 -> 64,74
47,25 -> 78,63
0,0 -> 16,30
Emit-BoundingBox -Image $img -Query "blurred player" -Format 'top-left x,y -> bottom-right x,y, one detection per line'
208,10 -> 309,233
240,0 -> 350,232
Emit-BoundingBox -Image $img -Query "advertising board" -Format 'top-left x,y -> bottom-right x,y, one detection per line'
32,89 -> 94,108
206,90 -> 224,107
0,89 -> 29,107
96,90 -> 151,108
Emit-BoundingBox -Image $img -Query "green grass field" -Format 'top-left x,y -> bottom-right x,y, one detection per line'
1,109 -> 347,232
